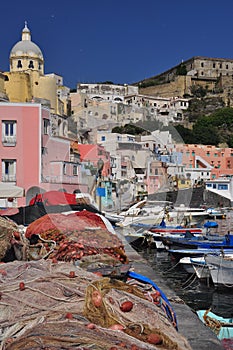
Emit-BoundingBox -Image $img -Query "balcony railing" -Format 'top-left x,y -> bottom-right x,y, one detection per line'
2,174 -> 16,182
42,175 -> 79,184
2,136 -> 16,146
70,154 -> 80,163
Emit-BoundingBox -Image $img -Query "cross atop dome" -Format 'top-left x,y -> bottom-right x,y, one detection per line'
10,23 -> 44,74
22,21 -> 30,39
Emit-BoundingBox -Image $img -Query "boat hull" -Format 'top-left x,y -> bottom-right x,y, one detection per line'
197,309 -> 233,340
205,254 -> 233,288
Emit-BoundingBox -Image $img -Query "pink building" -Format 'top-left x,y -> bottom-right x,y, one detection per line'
145,159 -> 168,194
77,144 -> 111,178
175,144 -> 233,180
0,102 -> 87,207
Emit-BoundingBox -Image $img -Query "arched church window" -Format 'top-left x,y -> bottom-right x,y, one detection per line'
38,62 -> 41,70
17,60 -> 22,68
28,60 -> 34,69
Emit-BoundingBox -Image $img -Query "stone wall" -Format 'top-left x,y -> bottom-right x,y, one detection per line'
203,190 -> 231,208
137,56 -> 233,104
148,187 -> 232,208
139,76 -> 192,98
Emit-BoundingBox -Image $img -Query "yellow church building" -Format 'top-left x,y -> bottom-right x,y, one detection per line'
0,22 -> 71,131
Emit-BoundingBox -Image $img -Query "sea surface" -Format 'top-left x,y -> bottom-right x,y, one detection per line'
117,210 -> 233,319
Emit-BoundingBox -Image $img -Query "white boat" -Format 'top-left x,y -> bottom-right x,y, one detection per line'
116,201 -> 210,228
115,200 -> 166,227
179,256 -> 196,274
123,228 -> 149,247
190,257 -> 210,279
205,253 -> 233,287
170,205 -> 210,226
207,207 -> 227,219
178,256 -> 209,278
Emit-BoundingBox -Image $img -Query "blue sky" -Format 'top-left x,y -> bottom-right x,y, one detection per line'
1,0 -> 233,89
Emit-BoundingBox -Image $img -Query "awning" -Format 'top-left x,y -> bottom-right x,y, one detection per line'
0,182 -> 24,198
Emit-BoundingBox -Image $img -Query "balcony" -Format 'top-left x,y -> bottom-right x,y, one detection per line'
2,136 -> 16,146
42,175 -> 79,184
70,154 -> 80,163
2,174 -> 16,182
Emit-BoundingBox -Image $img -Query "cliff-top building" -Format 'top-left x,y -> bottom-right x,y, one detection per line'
138,56 -> 233,106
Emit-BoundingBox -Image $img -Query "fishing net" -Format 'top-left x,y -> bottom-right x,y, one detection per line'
16,212 -> 128,264
203,309 -> 222,336
0,217 -> 19,261
25,211 -> 107,237
0,260 -> 191,350
3,320 -> 156,350
83,277 -> 190,349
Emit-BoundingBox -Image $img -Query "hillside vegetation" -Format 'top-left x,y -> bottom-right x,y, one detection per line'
174,107 -> 233,147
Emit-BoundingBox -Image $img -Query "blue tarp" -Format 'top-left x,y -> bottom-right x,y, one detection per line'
204,221 -> 218,228
96,187 -> 106,197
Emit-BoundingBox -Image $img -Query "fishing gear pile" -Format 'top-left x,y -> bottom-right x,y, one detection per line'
0,217 -> 20,261
12,211 -> 128,264
0,259 -> 191,350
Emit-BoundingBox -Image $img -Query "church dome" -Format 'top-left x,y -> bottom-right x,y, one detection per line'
10,22 -> 43,60
11,40 -> 43,58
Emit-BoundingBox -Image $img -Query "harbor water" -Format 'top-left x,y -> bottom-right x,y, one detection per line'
117,210 -> 233,320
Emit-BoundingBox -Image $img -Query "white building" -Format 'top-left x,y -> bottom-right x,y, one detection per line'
205,176 -> 233,205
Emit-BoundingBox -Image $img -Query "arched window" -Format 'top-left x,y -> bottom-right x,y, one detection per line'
28,60 -> 34,69
17,60 -> 22,68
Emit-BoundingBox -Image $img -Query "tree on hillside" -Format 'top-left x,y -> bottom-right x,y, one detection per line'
192,122 -> 220,145
190,85 -> 207,98
176,63 -> 187,76
112,124 -> 150,135
173,125 -> 196,144
227,135 -> 233,148
208,107 -> 233,127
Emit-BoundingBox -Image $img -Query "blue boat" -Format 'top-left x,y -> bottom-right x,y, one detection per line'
162,233 -> 233,251
168,248 -> 233,259
197,309 -> 233,340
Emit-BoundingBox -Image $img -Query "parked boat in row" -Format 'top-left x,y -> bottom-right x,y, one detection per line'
113,199 -> 228,228
205,253 -> 233,288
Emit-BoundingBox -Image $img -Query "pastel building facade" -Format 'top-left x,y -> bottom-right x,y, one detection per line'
0,103 -> 86,207
70,83 -> 190,140
96,130 -> 169,195
77,144 -> 111,179
205,176 -> 233,206
174,144 -> 233,183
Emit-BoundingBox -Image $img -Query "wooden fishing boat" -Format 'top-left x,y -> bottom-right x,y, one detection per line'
178,256 -> 210,279
197,309 -> 233,340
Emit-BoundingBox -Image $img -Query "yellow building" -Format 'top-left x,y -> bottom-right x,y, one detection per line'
4,22 -> 71,121
0,72 -> 8,102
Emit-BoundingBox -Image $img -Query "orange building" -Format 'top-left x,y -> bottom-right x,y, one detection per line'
174,144 -> 233,180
